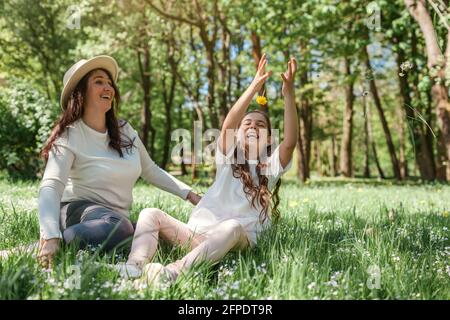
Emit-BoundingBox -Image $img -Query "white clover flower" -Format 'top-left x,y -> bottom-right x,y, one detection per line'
307,282 -> 316,290
230,281 -> 240,290
444,247 -> 450,256
327,279 -> 339,287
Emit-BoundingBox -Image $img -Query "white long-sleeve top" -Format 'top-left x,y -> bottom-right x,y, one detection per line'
38,119 -> 191,240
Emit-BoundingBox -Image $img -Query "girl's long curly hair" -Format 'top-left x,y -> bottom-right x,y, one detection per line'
231,110 -> 282,224
41,68 -> 135,162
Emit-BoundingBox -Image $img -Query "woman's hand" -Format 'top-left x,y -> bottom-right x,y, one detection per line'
281,57 -> 297,96
251,53 -> 272,93
38,237 -> 61,269
186,191 -> 201,206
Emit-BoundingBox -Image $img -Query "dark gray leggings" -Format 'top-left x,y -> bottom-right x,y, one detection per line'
60,200 -> 135,252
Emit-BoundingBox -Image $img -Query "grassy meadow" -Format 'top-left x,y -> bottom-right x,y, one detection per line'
0,176 -> 449,300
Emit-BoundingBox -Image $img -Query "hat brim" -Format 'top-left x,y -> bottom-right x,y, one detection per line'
60,55 -> 119,110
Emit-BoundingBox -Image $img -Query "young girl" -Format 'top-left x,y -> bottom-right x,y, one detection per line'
116,54 -> 298,286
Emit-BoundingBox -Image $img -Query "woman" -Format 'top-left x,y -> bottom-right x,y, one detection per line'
36,55 -> 200,268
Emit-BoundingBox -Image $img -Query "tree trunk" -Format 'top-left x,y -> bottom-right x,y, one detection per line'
424,89 -> 437,178
296,40 -> 313,182
363,45 -> 401,179
340,57 -> 354,177
177,103 -> 187,176
250,31 -> 268,113
405,0 -> 450,180
397,43 -> 435,180
201,31 -> 219,129
161,73 -> 176,170
235,35 -> 244,97
362,85 -> 370,178
137,46 -> 156,156
366,99 -> 385,179
217,13 -> 232,125
436,132 -> 447,181
161,32 -> 179,170
328,135 -> 338,177
314,141 -> 323,177
397,105 -> 408,179
393,51 -> 408,179
191,110 -> 198,181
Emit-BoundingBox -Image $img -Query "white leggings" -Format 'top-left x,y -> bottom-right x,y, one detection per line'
127,208 -> 250,274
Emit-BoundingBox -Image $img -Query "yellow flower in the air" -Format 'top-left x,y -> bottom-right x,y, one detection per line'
256,95 -> 268,106
442,211 -> 449,218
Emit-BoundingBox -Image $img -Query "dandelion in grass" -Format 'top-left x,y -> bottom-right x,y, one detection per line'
289,200 -> 299,207
388,210 -> 396,222
364,227 -> 374,236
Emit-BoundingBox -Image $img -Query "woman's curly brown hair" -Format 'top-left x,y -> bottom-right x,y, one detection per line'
231,110 -> 282,224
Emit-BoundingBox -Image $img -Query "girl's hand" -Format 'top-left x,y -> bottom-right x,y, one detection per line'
251,53 -> 272,93
187,191 -> 201,206
38,237 -> 60,269
281,57 -> 297,96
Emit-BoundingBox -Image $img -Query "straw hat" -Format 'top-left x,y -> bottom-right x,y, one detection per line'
60,55 -> 119,110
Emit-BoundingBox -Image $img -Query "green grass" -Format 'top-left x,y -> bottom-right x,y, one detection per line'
0,176 -> 449,299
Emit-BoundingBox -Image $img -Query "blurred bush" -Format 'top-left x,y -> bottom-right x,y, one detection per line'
0,80 -> 57,180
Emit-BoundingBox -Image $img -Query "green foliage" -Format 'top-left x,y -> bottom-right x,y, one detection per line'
0,0 -> 448,178
0,81 -> 57,180
0,0 -> 85,101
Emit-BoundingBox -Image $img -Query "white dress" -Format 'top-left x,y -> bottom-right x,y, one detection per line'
187,144 -> 292,246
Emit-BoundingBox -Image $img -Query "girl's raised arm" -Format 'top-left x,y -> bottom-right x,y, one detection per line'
219,53 -> 271,154
279,57 -> 298,168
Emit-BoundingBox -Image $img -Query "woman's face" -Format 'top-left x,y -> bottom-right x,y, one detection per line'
237,112 -> 271,158
85,69 -> 115,114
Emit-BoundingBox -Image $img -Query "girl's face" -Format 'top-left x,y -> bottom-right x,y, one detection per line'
85,69 -> 115,114
237,112 -> 271,158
